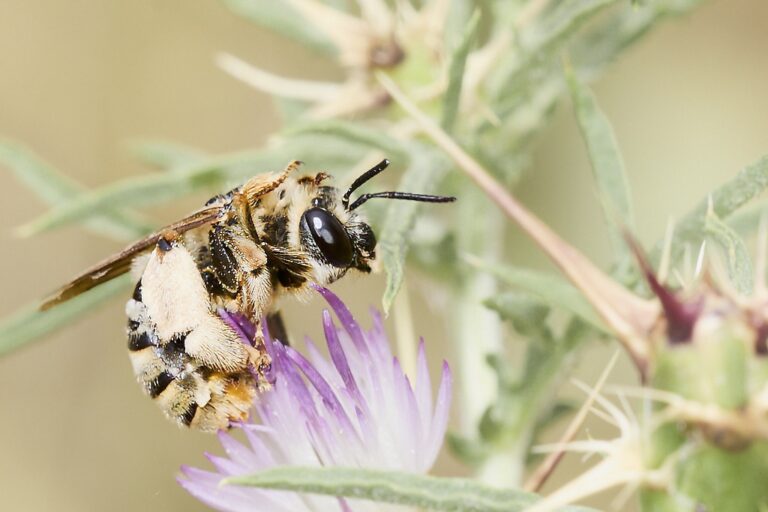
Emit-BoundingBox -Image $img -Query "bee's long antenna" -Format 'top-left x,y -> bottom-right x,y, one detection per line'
348,191 -> 456,211
342,159 -> 391,209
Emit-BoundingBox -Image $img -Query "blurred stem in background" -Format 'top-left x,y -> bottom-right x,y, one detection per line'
452,188 -> 508,483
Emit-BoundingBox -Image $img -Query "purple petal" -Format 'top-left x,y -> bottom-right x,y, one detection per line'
391,358 -> 421,469
425,361 -> 453,469
415,339 -> 432,438
206,453 -> 246,476
285,344 -> 362,447
218,309 -> 257,344
217,431 -> 254,468
321,310 -> 370,410
313,285 -> 368,355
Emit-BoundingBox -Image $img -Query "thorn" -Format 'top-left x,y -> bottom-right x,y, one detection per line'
694,240 -> 707,278
624,231 -> 702,343
657,218 -> 676,284
756,213 -> 768,298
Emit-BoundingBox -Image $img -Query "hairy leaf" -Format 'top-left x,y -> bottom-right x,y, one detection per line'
380,151 -> 448,313
0,274 -> 131,356
284,120 -> 410,161
441,10 -> 481,133
726,197 -> 768,234
0,141 -> 153,241
484,292 -> 550,338
226,466 -> 595,512
18,139 -> 369,236
126,139 -> 207,169
523,0 -> 619,55
651,154 -> 768,267
566,69 -> 635,265
468,257 -> 607,332
573,0 -> 706,77
705,208 -> 753,295
223,0 -> 337,56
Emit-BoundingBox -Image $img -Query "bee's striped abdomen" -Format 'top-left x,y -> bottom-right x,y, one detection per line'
125,279 -> 257,431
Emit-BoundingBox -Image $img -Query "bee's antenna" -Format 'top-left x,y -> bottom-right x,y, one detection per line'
348,191 -> 456,211
342,159 -> 391,210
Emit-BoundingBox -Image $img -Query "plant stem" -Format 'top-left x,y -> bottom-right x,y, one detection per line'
377,70 -> 655,373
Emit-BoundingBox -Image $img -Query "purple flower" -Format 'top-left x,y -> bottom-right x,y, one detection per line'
178,287 -> 452,512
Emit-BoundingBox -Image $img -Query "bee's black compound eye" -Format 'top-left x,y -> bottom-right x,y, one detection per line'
302,207 -> 354,268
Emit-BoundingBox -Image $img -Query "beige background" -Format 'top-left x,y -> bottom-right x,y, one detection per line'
1,1 -> 767,510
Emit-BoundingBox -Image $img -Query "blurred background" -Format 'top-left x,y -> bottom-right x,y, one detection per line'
1,0 -> 767,510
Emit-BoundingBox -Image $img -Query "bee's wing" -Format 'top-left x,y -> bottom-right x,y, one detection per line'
40,206 -> 223,310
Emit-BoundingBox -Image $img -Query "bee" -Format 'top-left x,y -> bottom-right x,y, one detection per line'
40,159 -> 455,432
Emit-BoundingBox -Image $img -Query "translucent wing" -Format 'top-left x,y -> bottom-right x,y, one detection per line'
40,161 -> 301,311
40,206 -> 222,310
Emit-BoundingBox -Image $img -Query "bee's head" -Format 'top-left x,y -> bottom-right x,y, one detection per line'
298,159 -> 455,284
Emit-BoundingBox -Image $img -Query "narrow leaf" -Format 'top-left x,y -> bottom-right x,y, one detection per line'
126,139 -> 207,169
380,151 -> 448,313
441,10 -> 481,133
0,274 -> 131,356
727,198 -> 768,234
572,0 -> 706,76
523,0 -> 619,55
484,292 -> 550,338
225,466 -> 595,512
566,68 -> 635,264
0,141 -> 153,241
467,256 -> 607,332
18,139 -> 374,236
285,120 -> 410,161
705,207 -> 753,294
650,154 -> 768,267
223,0 -> 338,56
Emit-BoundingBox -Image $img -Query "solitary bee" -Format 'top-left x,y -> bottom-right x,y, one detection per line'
41,160 -> 454,432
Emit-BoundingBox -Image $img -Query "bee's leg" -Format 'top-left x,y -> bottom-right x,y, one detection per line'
207,228 -> 275,377
142,235 -> 252,373
266,311 -> 290,346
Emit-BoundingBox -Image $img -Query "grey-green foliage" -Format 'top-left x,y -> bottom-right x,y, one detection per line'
0,275 -> 132,356
705,207 -> 754,294
566,69 -> 635,269
0,141 -> 154,241
649,154 -> 768,268
226,466 -> 596,512
223,0 -> 338,56
379,149 -> 450,312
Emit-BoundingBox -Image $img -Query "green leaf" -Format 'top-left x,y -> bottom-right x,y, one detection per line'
566,68 -> 635,265
125,139 -> 207,169
467,257 -> 607,332
225,466 -> 595,512
484,292 -> 550,338
0,141 -> 153,241
705,207 -> 753,295
18,134 -> 381,237
674,442 -> 768,512
572,0 -> 706,77
650,154 -> 768,268
441,10 -> 481,134
223,0 -> 338,56
523,0 -> 619,55
284,120 -> 411,162
380,150 -> 448,313
0,274 -> 131,356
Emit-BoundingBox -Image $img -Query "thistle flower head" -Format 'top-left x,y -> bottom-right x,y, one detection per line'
178,287 -> 452,512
